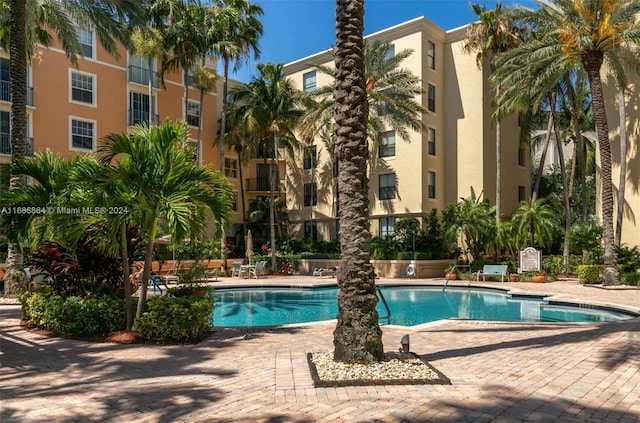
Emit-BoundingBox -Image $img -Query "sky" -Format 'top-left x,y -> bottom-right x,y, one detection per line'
223,0 -> 537,82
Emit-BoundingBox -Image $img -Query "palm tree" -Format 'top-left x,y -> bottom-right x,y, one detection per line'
510,199 -> 557,251
332,0 -> 383,364
210,0 -> 263,272
302,39 -> 425,154
99,121 -> 234,320
4,0 -> 29,296
230,62 -> 303,273
507,0 -> 640,285
463,1 -> 522,226
2,0 -> 144,296
447,187 -> 496,261
219,105 -> 251,236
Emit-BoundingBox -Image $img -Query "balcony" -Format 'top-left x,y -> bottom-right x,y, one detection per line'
1,81 -> 35,106
128,65 -> 159,88
0,133 -> 34,156
246,178 -> 285,192
128,109 -> 159,127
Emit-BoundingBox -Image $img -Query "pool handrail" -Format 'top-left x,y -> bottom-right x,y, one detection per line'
443,264 -> 471,291
376,287 -> 391,324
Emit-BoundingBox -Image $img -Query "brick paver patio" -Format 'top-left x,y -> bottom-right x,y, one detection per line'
1,278 -> 639,422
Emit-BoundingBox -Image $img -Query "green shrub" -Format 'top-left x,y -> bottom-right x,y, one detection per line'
620,272 -> 640,286
20,288 -> 126,335
616,245 -> 640,273
135,296 -> 214,344
59,296 -> 125,335
576,265 -> 604,284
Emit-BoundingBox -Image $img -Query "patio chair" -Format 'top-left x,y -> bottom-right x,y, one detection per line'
250,261 -> 268,278
231,261 -> 242,278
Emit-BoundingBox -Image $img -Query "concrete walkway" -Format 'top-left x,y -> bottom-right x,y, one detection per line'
1,278 -> 639,422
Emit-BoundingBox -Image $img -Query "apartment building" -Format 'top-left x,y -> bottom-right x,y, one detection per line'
0,29 -> 219,177
283,17 -> 530,242
603,75 -> 640,249
0,31 -> 284,249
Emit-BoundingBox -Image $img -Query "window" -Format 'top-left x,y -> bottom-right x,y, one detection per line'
304,183 -> 317,207
70,118 -> 95,151
303,71 -> 316,92
384,44 -> 395,60
187,101 -> 200,127
428,171 -> 436,199
304,221 -> 318,241
0,111 -> 9,154
76,27 -> 94,59
428,128 -> 436,156
518,145 -> 526,166
129,91 -> 151,126
0,58 -> 9,102
379,216 -> 396,238
427,41 -> 435,69
427,84 -> 436,112
303,145 -> 317,170
379,173 -> 396,200
70,72 -> 94,104
379,131 -> 396,158
231,192 -> 238,212
129,55 -> 156,86
518,185 -> 526,202
224,158 -> 238,178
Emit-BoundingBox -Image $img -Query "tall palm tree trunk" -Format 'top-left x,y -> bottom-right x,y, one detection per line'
236,148 -> 247,237
120,222 -> 133,330
269,137 -> 277,273
615,87 -> 627,247
219,58 -> 231,272
583,52 -> 618,286
549,91 -> 571,273
495,120 -> 501,225
532,115 -> 554,202
5,0 -> 29,297
135,214 -> 159,322
333,0 -> 383,364
565,79 -> 588,224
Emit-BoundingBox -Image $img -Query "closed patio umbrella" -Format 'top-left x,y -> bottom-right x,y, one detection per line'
245,230 -> 254,263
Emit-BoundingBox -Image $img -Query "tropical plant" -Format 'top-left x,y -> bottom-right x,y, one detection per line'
2,0 -> 144,296
210,0 -> 263,272
301,39 -> 426,155
332,0 -> 383,364
230,62 -> 304,272
98,120 -> 234,321
509,198 -> 557,250
463,1 -> 523,225
447,187 -> 496,261
507,0 -> 640,285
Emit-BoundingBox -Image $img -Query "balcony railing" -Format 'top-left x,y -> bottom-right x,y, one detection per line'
1,133 -> 34,156
128,109 -> 159,126
128,65 -> 159,88
246,178 -> 285,192
1,81 -> 35,106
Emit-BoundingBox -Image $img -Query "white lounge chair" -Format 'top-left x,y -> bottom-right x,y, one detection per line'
250,261 -> 268,278
231,261 -> 242,278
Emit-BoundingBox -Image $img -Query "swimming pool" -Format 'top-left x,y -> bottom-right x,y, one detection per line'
211,286 -> 635,327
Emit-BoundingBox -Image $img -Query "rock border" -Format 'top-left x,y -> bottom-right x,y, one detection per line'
307,352 -> 451,388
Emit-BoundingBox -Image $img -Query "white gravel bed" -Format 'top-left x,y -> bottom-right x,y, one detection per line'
310,351 -> 442,382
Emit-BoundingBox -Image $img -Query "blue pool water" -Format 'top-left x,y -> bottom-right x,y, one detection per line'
211,287 -> 635,327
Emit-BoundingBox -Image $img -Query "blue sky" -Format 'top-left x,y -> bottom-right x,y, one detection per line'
224,0 -> 537,82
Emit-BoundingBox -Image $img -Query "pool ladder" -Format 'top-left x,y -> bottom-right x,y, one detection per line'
376,287 -> 391,324
442,264 -> 471,292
